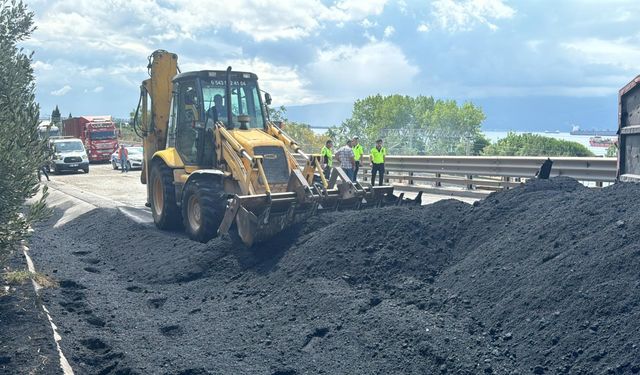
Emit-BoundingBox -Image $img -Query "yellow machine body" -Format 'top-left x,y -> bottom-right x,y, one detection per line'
134,50 -> 396,246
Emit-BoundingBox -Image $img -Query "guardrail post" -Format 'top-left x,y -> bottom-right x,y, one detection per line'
409,171 -> 414,185
502,176 -> 510,190
434,173 -> 441,187
596,181 -> 603,188
466,174 -> 474,190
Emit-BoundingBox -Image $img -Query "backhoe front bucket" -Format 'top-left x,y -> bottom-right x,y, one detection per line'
216,166 -> 411,247
218,192 -> 318,247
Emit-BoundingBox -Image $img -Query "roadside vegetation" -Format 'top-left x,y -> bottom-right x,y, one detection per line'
482,132 -> 594,157
0,0 -> 49,266
269,106 -> 328,152
606,143 -> 618,158
3,270 -> 57,288
328,94 -> 486,155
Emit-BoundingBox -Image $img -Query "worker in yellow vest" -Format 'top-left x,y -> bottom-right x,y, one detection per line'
370,139 -> 386,186
320,140 -> 333,179
352,136 -> 363,182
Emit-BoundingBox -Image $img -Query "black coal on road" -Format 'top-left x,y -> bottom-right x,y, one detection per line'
30,177 -> 640,374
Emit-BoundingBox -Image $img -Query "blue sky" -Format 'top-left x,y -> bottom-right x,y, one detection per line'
25,0 -> 640,130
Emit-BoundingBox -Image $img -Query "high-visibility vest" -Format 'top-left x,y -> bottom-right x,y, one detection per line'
321,146 -> 333,167
353,144 -> 363,161
370,147 -> 386,164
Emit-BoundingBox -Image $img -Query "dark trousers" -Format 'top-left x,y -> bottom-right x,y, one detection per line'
323,166 -> 331,180
354,161 -> 360,181
38,166 -> 49,181
371,163 -> 385,186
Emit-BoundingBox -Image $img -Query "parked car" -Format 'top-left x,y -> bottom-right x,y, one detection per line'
111,146 -> 143,170
48,137 -> 90,174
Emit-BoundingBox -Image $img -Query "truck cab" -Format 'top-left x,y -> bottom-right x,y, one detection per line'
617,75 -> 640,181
48,137 -> 90,174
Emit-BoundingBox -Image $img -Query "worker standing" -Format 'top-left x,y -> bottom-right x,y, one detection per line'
37,163 -> 50,182
370,139 -> 386,186
334,139 -> 355,181
118,145 -> 129,173
321,140 -> 333,179
352,136 -> 363,182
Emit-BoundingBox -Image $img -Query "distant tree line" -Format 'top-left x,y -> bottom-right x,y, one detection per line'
482,133 -> 594,157
276,95 -> 592,158
327,94 -> 487,155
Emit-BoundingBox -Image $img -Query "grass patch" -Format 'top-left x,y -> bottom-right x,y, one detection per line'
32,272 -> 58,288
4,270 -> 31,285
3,270 -> 58,288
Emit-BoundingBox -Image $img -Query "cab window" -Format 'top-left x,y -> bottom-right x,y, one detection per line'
175,81 -> 199,164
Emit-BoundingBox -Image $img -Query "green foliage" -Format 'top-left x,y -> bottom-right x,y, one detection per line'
329,94 -> 486,155
482,133 -> 594,157
268,106 -> 328,153
605,144 -> 618,158
0,0 -> 49,262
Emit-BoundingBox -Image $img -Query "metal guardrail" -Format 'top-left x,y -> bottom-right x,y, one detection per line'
294,154 -> 618,198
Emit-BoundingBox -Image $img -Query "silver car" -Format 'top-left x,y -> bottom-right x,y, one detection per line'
111,146 -> 143,170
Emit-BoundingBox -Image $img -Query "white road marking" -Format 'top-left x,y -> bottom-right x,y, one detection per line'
21,242 -> 74,375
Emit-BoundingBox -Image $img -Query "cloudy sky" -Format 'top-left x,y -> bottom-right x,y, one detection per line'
24,0 -> 640,129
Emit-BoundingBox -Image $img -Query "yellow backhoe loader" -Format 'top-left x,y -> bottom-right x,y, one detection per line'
134,50 -> 403,246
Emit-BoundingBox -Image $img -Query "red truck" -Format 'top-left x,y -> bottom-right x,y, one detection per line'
63,116 -> 118,162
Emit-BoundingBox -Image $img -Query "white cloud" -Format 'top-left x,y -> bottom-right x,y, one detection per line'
330,0 -> 389,21
51,85 -> 72,96
180,57 -> 319,106
33,60 -> 53,71
383,26 -> 395,38
93,86 -> 104,93
361,19 -> 377,28
417,23 -> 430,32
308,41 -> 420,100
431,0 -> 515,32
562,38 -> 640,71
527,39 -> 543,52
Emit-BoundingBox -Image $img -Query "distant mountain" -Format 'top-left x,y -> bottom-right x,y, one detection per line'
283,102 -> 353,129
473,96 -> 618,132
284,95 -> 619,132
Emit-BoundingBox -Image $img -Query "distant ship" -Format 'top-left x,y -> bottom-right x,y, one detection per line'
570,125 -> 616,136
589,136 -> 614,148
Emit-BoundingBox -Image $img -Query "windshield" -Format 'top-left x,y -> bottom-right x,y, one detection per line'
53,141 -> 85,152
90,130 -> 116,140
128,147 -> 143,154
38,128 -> 60,139
201,78 -> 265,130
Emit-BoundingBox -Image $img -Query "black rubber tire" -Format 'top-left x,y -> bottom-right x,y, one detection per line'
149,161 -> 182,229
51,164 -> 59,175
127,161 -> 131,171
83,167 -> 89,173
112,161 -> 118,170
182,178 -> 227,243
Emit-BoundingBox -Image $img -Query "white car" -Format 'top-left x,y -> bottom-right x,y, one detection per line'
111,146 -> 143,170
48,138 -> 90,174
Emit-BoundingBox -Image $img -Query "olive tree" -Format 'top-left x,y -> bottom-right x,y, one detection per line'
0,0 -> 49,263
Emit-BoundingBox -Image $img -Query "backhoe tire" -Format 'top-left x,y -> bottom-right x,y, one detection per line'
182,178 -> 226,243
149,161 -> 182,230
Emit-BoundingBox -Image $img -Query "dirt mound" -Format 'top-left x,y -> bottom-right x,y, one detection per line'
30,177 -> 640,374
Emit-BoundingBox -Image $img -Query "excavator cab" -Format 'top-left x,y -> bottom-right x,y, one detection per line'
168,70 -> 266,167
135,50 -> 398,247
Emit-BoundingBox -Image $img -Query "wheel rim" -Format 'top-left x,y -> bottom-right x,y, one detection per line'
152,174 -> 164,217
187,194 -> 202,232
